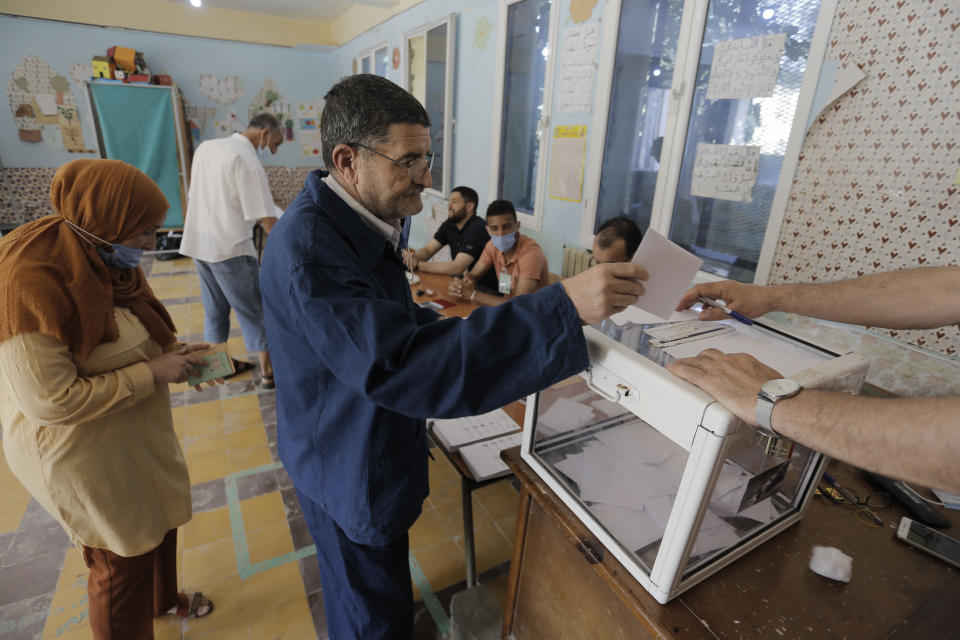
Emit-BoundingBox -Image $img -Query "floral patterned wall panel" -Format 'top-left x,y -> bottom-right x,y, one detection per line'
772,0 -> 959,357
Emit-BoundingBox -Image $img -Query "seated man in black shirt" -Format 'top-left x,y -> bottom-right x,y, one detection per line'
403,186 -> 497,290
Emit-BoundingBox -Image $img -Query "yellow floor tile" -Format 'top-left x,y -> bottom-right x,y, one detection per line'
56,546 -> 89,592
181,538 -> 238,587
435,505 -> 494,542
50,625 -> 94,640
221,396 -> 261,431
428,454 -> 460,488
239,493 -> 286,533
246,595 -> 315,640
182,506 -> 232,549
180,575 -> 244,639
153,617 -> 183,640
472,523 -> 514,573
183,616 -> 249,640
225,337 -> 247,359
226,426 -> 268,450
241,562 -> 305,614
247,521 -> 294,565
474,481 -> 521,521
41,583 -> 88,639
426,480 -> 464,513
187,433 -> 228,457
228,445 -> 273,473
0,495 -> 30,534
413,540 -> 466,593
185,450 -> 231,485
409,508 -> 453,552
495,514 -> 519,546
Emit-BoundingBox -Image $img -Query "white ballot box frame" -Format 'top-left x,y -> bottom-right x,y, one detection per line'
520,317 -> 870,604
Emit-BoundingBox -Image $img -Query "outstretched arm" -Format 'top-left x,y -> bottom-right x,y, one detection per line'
666,350 -> 960,492
677,266 -> 960,330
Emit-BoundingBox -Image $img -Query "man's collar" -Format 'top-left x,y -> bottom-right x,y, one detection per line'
306,170 -> 394,267
322,174 -> 401,250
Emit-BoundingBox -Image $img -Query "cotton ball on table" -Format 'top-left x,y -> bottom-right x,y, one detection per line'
809,545 -> 853,582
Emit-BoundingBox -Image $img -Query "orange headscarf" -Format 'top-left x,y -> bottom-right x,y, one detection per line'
0,159 -> 177,360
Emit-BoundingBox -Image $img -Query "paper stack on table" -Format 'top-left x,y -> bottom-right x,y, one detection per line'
460,432 -> 524,481
430,409 -> 520,451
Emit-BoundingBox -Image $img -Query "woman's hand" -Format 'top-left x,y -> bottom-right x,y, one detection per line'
146,343 -> 209,386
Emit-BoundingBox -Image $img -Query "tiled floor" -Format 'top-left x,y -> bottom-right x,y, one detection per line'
0,255 -> 518,639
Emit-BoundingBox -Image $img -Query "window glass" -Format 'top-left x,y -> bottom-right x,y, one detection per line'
361,56 -> 371,74
425,24 -> 448,188
375,46 -> 389,77
595,0 -> 684,234
668,0 -> 823,281
496,0 -> 552,213
407,35 -> 426,103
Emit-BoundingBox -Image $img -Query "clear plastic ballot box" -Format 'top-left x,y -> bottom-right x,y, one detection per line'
520,314 -> 870,603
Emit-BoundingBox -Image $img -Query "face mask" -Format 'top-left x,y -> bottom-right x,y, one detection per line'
96,244 -> 144,269
63,218 -> 144,269
257,144 -> 270,159
491,231 -> 517,254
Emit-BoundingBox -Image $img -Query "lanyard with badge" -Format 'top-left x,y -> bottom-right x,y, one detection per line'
498,267 -> 512,295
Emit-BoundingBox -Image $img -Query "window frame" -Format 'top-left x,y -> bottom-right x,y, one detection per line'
578,0 -> 838,284
488,0 -> 561,232
356,41 -> 390,78
402,14 -> 456,198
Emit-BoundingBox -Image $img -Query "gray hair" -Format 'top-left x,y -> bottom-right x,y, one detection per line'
321,74 -> 430,169
248,113 -> 284,138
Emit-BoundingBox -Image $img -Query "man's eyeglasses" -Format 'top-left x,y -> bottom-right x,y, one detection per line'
348,142 -> 434,180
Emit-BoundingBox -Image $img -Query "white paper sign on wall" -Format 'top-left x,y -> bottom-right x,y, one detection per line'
690,143 -> 761,203
706,33 -> 787,100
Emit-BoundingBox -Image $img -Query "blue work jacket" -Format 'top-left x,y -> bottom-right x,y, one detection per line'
260,171 -> 588,545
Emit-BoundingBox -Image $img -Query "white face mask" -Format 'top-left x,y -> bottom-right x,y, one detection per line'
257,143 -> 270,159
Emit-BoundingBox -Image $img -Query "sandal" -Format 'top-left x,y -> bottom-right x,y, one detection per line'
259,374 -> 276,390
172,591 -> 214,619
228,359 -> 255,379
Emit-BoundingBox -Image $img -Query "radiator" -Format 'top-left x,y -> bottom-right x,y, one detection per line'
561,245 -> 594,278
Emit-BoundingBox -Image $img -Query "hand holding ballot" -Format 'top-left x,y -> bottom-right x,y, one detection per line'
560,262 -> 649,324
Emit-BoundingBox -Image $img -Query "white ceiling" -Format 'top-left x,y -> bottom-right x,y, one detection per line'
167,0 -> 399,21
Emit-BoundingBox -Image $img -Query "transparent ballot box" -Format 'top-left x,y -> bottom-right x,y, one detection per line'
520,316 -> 870,603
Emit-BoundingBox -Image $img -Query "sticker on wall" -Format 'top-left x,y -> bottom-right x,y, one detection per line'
297,100 -> 324,157
392,47 -> 401,70
184,103 -> 217,138
690,143 -> 760,202
41,123 -> 62,147
57,105 -> 85,152
472,17 -> 493,51
706,34 -> 787,101
248,77 -> 281,121
212,110 -> 244,137
69,63 -> 89,85
198,74 -> 246,106
569,0 -> 599,24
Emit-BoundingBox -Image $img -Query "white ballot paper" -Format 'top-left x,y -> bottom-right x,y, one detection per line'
630,230 -> 704,320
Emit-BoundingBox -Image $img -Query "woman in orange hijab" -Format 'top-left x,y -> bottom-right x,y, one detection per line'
0,159 -> 215,638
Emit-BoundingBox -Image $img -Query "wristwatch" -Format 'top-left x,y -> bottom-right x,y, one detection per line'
755,378 -> 802,433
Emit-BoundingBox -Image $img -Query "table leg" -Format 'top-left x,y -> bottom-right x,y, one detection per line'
462,477 -> 476,588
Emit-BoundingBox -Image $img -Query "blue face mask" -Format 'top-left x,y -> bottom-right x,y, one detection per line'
491,231 -> 517,254
257,145 -> 270,160
96,244 -> 144,269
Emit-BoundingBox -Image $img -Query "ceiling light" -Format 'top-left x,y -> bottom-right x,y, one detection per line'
190,0 -> 202,7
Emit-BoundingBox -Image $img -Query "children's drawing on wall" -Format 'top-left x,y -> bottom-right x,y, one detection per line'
297,99 -> 324,157
198,73 -> 245,105
7,54 -> 92,152
249,78 -> 294,141
569,0 -> 599,24
213,109 -> 244,137
184,102 -> 217,144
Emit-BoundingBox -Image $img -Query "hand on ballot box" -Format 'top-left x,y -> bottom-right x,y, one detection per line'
666,348 -> 781,425
676,280 -> 774,322
560,262 -> 649,324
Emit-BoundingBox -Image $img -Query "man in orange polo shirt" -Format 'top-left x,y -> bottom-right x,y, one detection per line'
449,199 -> 549,306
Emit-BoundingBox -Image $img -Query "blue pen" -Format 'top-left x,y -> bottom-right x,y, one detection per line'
698,296 -> 754,325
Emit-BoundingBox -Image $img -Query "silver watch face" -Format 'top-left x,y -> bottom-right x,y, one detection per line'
761,378 -> 802,399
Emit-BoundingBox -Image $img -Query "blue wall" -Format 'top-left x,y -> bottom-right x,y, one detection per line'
0,1 -> 607,268
0,14 -> 334,169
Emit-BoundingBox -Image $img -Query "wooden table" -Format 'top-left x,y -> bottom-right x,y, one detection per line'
501,446 -> 960,640
411,271 -> 521,588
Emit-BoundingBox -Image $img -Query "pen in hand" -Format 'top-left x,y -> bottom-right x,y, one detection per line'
698,295 -> 754,325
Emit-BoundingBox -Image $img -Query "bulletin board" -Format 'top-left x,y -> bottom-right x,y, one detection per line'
88,82 -> 189,227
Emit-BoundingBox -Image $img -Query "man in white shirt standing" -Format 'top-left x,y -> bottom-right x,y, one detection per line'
181,113 -> 283,389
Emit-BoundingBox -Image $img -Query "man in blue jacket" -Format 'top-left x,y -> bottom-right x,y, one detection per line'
260,74 -> 648,640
